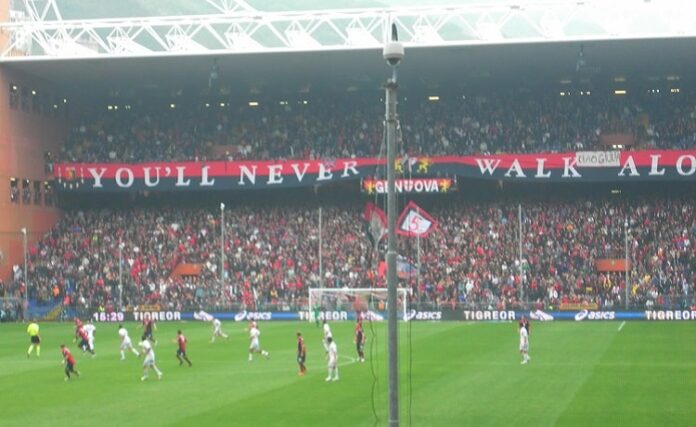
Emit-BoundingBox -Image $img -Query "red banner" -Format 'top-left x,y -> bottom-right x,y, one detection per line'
53,150 -> 696,192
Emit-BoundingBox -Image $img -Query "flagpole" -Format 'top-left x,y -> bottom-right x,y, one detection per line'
518,203 -> 524,303
416,208 -> 421,286
319,206 -> 323,288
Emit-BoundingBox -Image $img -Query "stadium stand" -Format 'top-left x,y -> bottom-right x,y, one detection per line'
55,92 -> 696,163
5,195 -> 693,314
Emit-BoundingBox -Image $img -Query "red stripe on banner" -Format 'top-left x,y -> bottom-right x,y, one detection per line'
54,150 -> 696,180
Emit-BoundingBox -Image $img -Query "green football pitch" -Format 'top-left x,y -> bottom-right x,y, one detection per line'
1,320 -> 694,427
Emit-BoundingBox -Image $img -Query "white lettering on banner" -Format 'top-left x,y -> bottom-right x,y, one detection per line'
56,151 -> 696,192
676,155 -> 696,176
504,159 -> 526,178
200,166 -> 215,186
562,157 -> 581,178
298,311 -> 348,321
535,158 -> 551,178
88,167 -> 108,188
175,166 -> 190,187
574,310 -> 615,321
317,163 -> 334,181
618,156 -> 639,177
233,310 -> 273,321
649,155 -> 665,176
143,167 -> 161,187
342,160 -> 359,178
133,311 -> 181,321
115,168 -> 134,188
645,310 -> 696,320
404,309 -> 442,321
239,165 -> 257,185
462,310 -> 516,321
267,164 -> 284,185
575,151 -> 621,167
371,179 -> 444,194
291,163 -> 310,181
475,158 -> 502,175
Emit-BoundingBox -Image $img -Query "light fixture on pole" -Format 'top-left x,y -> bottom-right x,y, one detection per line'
383,22 -> 404,427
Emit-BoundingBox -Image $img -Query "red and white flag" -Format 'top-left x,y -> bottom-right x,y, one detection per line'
397,201 -> 437,237
363,202 -> 387,244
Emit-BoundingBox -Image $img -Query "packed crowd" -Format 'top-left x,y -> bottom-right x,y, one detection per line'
56,92 -> 696,164
3,197 -> 694,312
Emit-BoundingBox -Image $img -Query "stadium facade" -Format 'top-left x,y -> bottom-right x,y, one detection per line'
1,0 -> 696,315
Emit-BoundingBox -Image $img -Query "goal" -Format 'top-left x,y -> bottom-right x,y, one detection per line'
307,288 -> 410,322
0,297 -> 24,322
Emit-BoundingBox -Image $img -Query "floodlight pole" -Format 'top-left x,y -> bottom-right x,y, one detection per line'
221,203 -> 226,290
385,59 -> 400,427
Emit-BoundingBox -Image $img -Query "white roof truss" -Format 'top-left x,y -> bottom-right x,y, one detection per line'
2,0 -> 696,60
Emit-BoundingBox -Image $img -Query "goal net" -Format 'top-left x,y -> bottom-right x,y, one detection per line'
0,297 -> 24,322
307,288 -> 410,322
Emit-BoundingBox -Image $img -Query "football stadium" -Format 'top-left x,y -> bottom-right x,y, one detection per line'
1,1 -> 695,426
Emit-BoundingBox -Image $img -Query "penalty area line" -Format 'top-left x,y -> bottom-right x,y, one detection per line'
618,321 -> 626,331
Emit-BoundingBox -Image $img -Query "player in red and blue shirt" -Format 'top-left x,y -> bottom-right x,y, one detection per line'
175,330 -> 192,367
354,319 -> 366,363
77,326 -> 95,356
296,332 -> 307,376
141,317 -> 157,345
73,317 -> 83,342
60,344 -> 80,381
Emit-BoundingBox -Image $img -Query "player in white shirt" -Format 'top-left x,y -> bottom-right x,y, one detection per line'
211,318 -> 229,343
322,320 -> 332,352
139,339 -> 163,381
248,323 -> 269,361
325,337 -> 339,382
118,324 -> 140,360
83,320 -> 96,352
519,323 -> 530,364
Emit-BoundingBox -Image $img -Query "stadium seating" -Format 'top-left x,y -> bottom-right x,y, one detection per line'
55,93 -> 696,163
5,198 -> 694,312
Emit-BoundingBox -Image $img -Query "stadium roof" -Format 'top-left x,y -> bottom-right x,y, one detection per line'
1,1 -> 694,100
2,0 -> 696,60
3,37 -> 694,100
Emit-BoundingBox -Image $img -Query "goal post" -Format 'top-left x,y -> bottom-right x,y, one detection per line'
307,288 -> 410,322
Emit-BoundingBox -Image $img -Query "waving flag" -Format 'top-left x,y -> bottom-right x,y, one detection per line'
378,257 -> 419,279
397,201 -> 437,237
363,202 -> 387,245
396,255 -> 419,279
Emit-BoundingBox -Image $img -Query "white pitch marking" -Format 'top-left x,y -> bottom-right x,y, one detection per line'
618,321 -> 626,331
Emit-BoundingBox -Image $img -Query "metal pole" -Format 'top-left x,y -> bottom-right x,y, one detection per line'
319,206 -> 323,288
519,204 -> 524,303
21,228 -> 28,321
416,224 -> 420,284
624,219 -> 629,310
385,67 -> 400,427
118,241 -> 124,310
221,203 -> 226,290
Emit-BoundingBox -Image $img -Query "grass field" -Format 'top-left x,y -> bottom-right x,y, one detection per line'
1,320 -> 695,427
